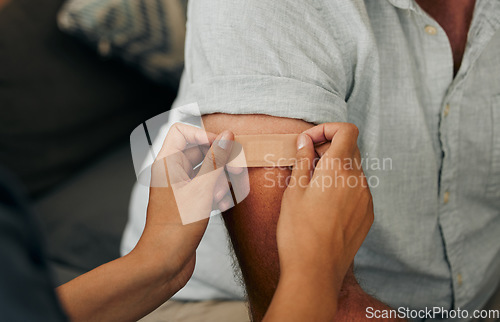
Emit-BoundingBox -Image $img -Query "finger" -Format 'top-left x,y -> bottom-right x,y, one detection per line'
190,144 -> 211,177
289,134 -> 316,188
161,145 -> 202,186
214,171 -> 231,203
226,165 -> 244,175
303,123 -> 359,158
149,157 -> 171,187
183,145 -> 208,169
322,123 -> 359,159
172,123 -> 217,147
158,123 -> 217,160
302,123 -> 344,145
217,193 -> 234,212
313,124 -> 360,176
157,125 -> 217,187
176,131 -> 234,209
225,141 -> 244,174
162,153 -> 192,185
315,142 -> 331,158
198,130 -> 235,176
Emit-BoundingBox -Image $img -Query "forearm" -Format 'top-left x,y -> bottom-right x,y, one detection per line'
55,125 -> 228,321
56,249 -> 175,322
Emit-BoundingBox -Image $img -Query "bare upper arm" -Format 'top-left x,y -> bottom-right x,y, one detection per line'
202,114 -> 312,135
202,113 -> 313,320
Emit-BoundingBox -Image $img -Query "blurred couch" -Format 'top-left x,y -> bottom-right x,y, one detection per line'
0,0 -> 177,284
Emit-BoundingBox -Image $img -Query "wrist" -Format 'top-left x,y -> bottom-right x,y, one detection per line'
133,223 -> 198,282
129,228 -> 184,285
279,266 -> 341,300
280,259 -> 344,292
275,269 -> 339,320
127,245 -> 172,282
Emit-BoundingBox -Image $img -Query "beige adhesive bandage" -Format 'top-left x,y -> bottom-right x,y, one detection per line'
228,134 -> 299,168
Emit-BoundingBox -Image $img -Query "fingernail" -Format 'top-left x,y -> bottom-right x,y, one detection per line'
297,134 -> 307,150
218,131 -> 231,150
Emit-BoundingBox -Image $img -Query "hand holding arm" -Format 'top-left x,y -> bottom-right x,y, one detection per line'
264,123 -> 374,321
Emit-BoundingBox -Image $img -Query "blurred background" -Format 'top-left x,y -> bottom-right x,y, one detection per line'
0,0 -> 187,285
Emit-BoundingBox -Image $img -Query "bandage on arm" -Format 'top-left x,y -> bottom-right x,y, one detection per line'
230,134 -> 298,167
202,114 -> 313,321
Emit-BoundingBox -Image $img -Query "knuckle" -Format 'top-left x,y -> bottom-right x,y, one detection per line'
343,123 -> 360,137
171,122 -> 182,131
212,152 -> 232,170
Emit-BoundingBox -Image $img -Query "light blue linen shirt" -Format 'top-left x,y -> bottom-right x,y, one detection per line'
123,0 -> 500,320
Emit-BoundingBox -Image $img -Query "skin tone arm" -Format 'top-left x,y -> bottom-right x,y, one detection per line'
264,124 -> 374,321
56,124 -> 235,322
54,121 -> 376,321
203,114 -> 405,321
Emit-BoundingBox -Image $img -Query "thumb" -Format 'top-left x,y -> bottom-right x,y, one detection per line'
198,130 -> 235,176
194,131 -> 234,199
290,134 -> 315,188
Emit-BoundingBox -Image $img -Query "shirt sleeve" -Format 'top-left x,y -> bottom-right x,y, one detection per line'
174,0 -> 376,125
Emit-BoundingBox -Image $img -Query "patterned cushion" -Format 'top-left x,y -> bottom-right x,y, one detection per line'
58,0 -> 188,88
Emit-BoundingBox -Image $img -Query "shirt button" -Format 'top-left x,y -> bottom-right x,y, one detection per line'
444,191 -> 450,204
425,25 -> 438,35
444,104 -> 450,117
457,273 -> 463,286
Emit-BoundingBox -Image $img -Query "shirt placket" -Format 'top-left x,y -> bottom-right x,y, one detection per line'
411,4 -> 465,314
439,84 -> 466,310
441,1 -> 500,309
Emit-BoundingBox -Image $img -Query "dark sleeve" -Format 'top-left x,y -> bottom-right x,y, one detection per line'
0,168 -> 67,322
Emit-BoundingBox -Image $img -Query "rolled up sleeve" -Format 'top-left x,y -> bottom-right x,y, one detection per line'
174,0 -> 374,125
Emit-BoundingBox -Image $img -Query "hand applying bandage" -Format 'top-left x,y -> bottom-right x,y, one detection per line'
56,124 -> 238,322
137,123 -> 236,289
55,122 -> 373,322
263,123 -> 374,321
